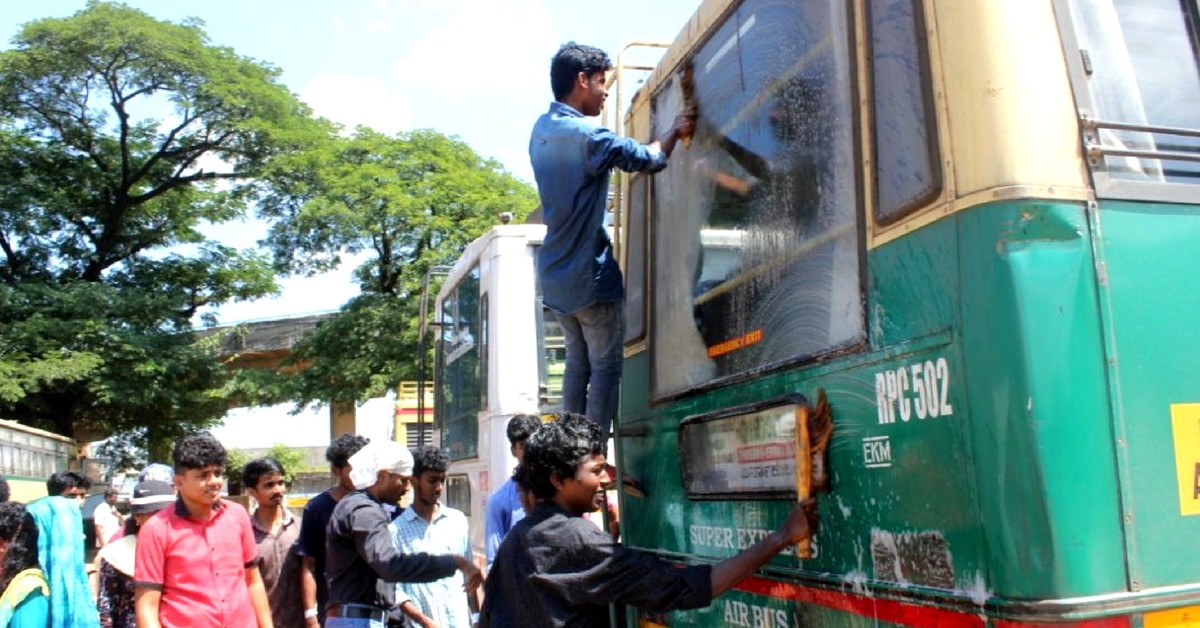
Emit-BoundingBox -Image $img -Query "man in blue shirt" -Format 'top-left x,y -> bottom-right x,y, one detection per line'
530,42 -> 693,439
483,414 -> 541,570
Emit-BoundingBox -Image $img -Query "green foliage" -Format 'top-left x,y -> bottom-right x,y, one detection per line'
94,431 -> 149,472
93,422 -> 219,472
248,127 -> 538,406
228,443 -> 310,493
265,443 -> 308,483
225,447 -> 248,494
0,2 -> 323,445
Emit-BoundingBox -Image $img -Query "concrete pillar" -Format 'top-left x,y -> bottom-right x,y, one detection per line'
330,400 -> 357,440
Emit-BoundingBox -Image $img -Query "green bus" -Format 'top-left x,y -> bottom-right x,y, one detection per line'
611,0 -> 1200,626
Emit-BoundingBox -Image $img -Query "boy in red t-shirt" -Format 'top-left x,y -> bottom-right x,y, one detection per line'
133,433 -> 274,628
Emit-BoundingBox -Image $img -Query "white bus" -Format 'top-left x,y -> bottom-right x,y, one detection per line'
432,223 -> 564,561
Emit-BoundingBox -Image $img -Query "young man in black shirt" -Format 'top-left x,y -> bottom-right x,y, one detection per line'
298,433 -> 369,627
325,440 -> 482,626
481,413 -> 818,628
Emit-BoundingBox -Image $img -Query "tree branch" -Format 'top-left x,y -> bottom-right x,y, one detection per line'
126,109 -> 204,184
0,231 -> 20,286
126,169 -> 241,206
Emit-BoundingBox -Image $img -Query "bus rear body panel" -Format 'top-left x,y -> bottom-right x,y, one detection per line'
1093,199 -> 1200,591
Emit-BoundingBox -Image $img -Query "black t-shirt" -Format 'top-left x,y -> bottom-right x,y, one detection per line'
325,491 -> 456,612
481,503 -> 712,628
297,489 -> 338,615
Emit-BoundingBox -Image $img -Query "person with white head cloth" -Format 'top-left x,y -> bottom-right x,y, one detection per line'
325,440 -> 482,626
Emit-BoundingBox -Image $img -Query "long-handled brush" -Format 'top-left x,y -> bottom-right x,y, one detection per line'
678,60 -> 698,149
795,388 -> 834,559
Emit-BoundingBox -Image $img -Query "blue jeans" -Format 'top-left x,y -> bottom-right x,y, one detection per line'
556,300 -> 624,440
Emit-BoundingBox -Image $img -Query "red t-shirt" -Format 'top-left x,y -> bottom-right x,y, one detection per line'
134,499 -> 258,628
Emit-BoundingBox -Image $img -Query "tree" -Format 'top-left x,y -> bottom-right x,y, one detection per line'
265,443 -> 308,484
251,127 -> 538,406
226,443 -> 310,494
0,2 -> 323,446
225,447 -> 248,494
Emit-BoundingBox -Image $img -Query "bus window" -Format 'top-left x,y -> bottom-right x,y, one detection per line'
623,174 -> 649,345
479,294 -> 489,411
536,303 -> 566,414
1066,0 -> 1200,183
869,0 -> 940,223
650,0 -> 862,398
437,265 -> 481,461
444,474 -> 472,517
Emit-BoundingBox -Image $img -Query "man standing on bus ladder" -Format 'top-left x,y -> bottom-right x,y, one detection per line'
530,42 -> 694,441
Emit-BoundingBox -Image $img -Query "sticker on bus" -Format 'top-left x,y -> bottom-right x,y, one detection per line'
707,328 -> 765,359
1170,403 -> 1200,516
1144,604 -> 1200,628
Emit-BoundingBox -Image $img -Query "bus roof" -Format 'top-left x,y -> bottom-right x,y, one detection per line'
0,419 -> 75,444
438,223 -> 547,300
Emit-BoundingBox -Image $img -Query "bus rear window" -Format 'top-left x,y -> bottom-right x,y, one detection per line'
649,0 -> 863,399
1066,0 -> 1200,184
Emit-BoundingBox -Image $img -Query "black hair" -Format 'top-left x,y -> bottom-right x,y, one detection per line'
0,477 -> 9,503
326,433 -> 370,469
512,463 -> 532,491
243,457 -> 286,491
0,502 -> 39,595
506,414 -> 542,446
523,413 -> 604,499
46,470 -> 91,496
412,446 -> 449,476
172,433 -> 227,473
549,42 -> 612,101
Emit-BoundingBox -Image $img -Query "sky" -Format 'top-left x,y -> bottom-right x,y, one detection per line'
0,0 -> 700,448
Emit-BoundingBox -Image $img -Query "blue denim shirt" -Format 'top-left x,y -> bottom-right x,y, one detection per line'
530,102 -> 669,315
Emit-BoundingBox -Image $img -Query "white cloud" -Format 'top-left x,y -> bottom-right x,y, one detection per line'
300,72 -> 413,134
391,0 -> 555,96
213,396 -> 396,449
362,0 -> 458,33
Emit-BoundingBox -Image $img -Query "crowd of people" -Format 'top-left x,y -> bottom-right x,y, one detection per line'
0,412 -> 816,628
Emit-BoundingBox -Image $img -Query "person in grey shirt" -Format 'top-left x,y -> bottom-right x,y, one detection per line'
480,414 -> 817,628
325,441 -> 482,623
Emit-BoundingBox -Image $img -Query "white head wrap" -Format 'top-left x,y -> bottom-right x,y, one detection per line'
347,441 -> 414,490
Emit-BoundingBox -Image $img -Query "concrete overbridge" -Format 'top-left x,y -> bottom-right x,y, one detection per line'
198,312 -> 362,438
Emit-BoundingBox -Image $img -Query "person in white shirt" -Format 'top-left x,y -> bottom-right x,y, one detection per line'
93,488 -> 124,548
